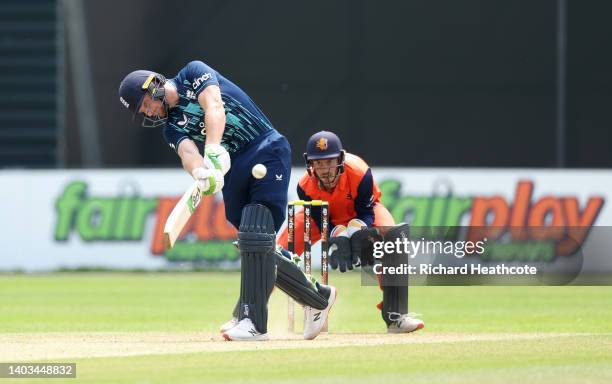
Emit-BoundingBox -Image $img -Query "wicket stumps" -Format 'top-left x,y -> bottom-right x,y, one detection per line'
287,200 -> 330,333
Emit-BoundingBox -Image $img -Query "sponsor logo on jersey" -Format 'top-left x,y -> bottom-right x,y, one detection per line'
192,73 -> 212,90
119,97 -> 129,109
177,114 -> 188,126
186,90 -> 196,100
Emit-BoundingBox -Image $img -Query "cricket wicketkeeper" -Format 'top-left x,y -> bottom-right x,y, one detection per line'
278,131 -> 424,333
118,61 -> 336,341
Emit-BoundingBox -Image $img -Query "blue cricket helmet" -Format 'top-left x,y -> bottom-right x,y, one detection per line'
304,131 -> 343,161
303,131 -> 346,177
118,70 -> 167,127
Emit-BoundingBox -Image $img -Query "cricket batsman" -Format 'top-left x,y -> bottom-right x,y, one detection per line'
278,131 -> 424,333
118,61 -> 336,341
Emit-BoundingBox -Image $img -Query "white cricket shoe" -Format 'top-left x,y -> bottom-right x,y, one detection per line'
387,312 -> 425,334
222,318 -> 269,341
303,285 -> 337,340
219,317 -> 239,333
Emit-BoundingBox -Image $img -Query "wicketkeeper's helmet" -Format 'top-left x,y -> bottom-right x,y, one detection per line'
303,131 -> 345,176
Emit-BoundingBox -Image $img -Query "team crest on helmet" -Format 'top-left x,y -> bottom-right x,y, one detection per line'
316,137 -> 328,151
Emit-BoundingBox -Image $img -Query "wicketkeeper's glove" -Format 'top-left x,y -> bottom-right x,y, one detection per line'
329,236 -> 357,272
349,227 -> 383,267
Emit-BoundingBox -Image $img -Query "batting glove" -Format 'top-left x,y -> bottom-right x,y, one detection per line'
192,167 -> 224,195
204,144 -> 231,175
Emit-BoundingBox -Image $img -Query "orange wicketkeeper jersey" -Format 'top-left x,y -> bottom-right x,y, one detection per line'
278,153 -> 397,255
298,153 -> 381,229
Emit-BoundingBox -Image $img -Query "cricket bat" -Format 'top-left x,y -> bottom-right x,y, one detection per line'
163,181 -> 203,249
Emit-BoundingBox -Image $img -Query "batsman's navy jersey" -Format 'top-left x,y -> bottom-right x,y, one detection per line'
162,60 -> 274,156
162,60 -> 290,231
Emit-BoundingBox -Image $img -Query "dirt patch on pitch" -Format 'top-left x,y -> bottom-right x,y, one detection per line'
0,331 -> 593,361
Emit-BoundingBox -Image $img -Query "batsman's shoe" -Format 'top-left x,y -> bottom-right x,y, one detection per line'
219,317 -> 239,333
387,313 -> 424,334
222,318 -> 269,341
303,285 -> 337,340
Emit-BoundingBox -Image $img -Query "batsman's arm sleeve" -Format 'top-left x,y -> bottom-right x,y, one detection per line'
184,60 -> 220,97
297,184 -> 325,235
180,61 -> 224,145
354,168 -> 375,226
162,125 -> 191,154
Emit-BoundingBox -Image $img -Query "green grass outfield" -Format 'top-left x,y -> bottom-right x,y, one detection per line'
0,272 -> 611,383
